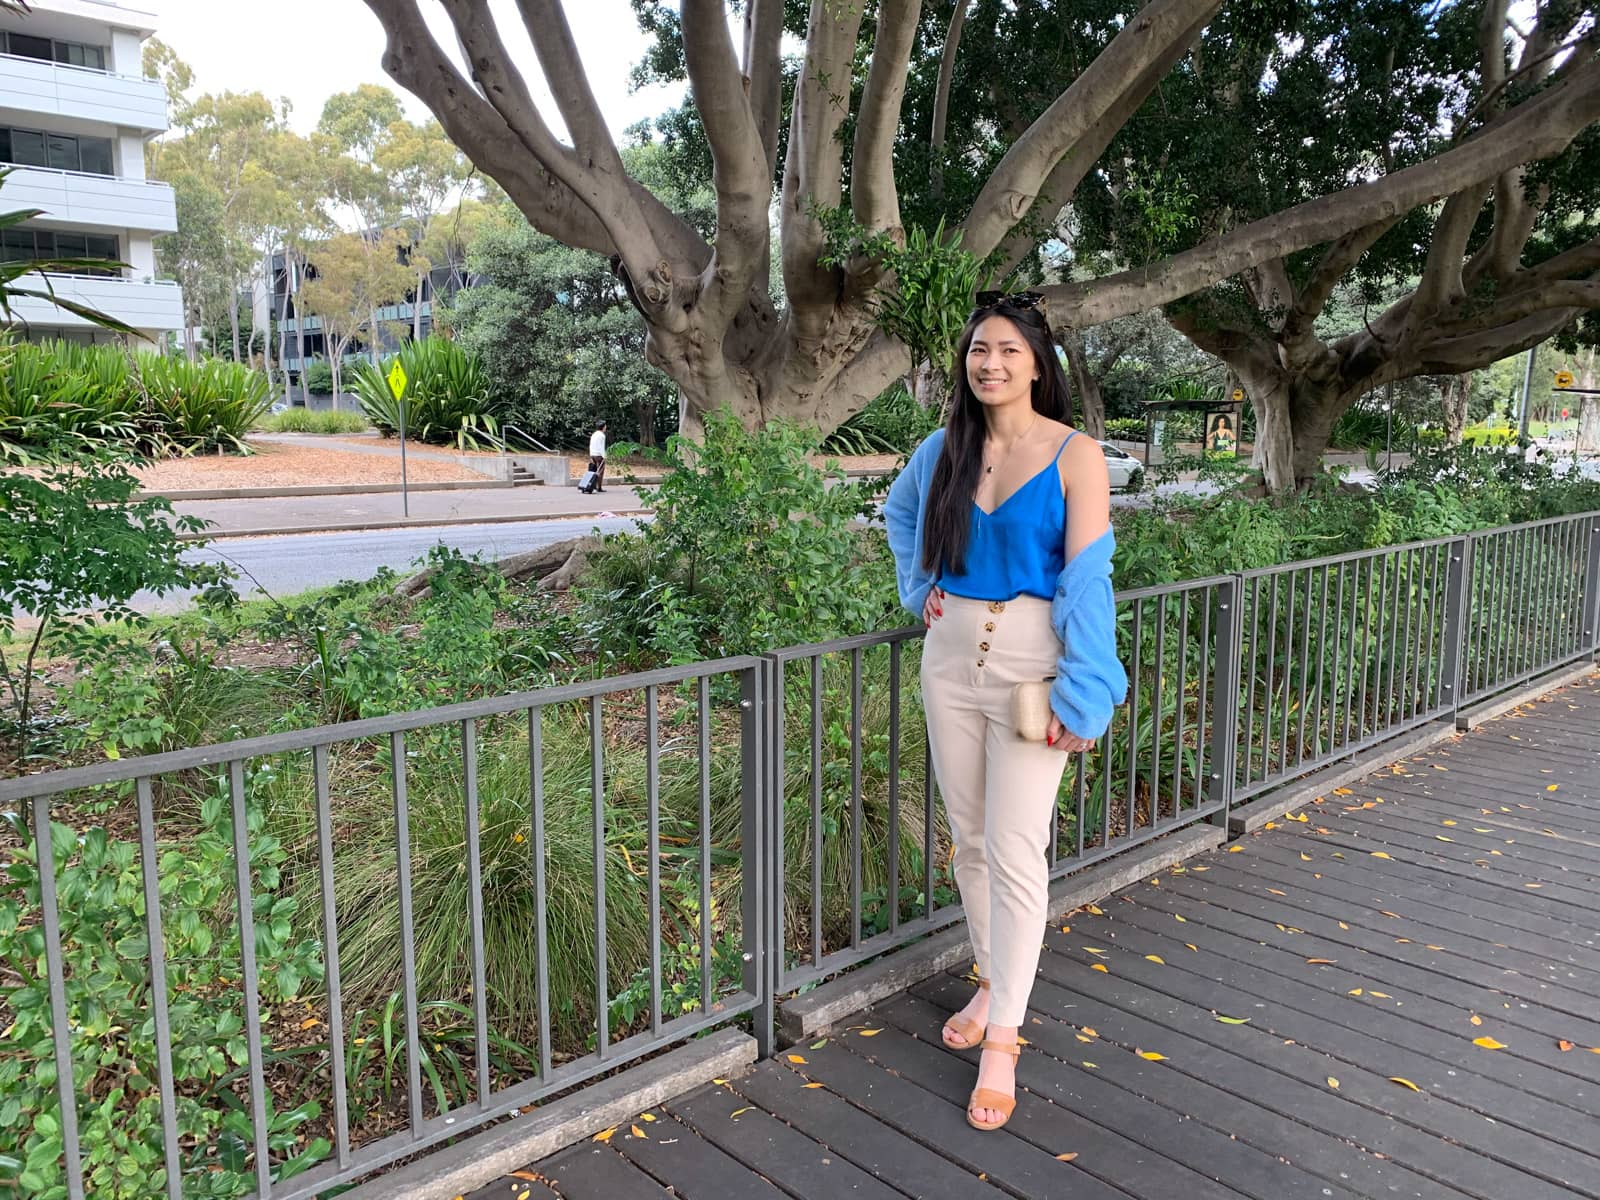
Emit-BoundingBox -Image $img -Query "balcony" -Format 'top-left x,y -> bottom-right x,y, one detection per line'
7,270 -> 181,333
0,51 -> 167,134
2,163 -> 175,231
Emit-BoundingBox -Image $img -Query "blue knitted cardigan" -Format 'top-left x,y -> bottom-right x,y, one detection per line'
883,429 -> 1129,741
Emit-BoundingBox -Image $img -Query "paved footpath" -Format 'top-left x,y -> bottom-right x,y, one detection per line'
173,483 -> 646,537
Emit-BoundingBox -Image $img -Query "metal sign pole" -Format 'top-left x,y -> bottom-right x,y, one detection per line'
387,359 -> 410,518
1519,344 -> 1537,445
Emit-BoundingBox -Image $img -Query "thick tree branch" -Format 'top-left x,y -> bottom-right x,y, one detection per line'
1283,219 -> 1398,341
515,0 -> 618,154
781,0 -> 869,328
742,0 -> 784,177
1409,307 -> 1578,374
930,0 -> 970,200
962,0 -> 1224,258
1411,181 -> 1492,321
1041,58 -> 1600,329
681,0 -> 771,331
1433,278 -> 1600,338
852,0 -> 922,233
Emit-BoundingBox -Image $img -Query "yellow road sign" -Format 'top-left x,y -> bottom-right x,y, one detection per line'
1554,370 -> 1574,389
1231,388 -> 1244,402
387,360 -> 408,399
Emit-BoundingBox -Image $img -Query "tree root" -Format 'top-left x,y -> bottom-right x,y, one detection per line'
393,536 -> 604,597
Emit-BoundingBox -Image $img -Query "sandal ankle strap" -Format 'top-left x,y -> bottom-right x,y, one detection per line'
979,1039 -> 1020,1058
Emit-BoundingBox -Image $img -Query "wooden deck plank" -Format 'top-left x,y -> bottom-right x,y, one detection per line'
871,992 -> 1357,1200
536,1142 -> 675,1198
732,1056 -> 1016,1199
610,1110 -> 792,1199
668,1082 -> 911,1200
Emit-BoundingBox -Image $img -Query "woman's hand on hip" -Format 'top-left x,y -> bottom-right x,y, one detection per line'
1046,716 -> 1095,753
922,587 -> 944,627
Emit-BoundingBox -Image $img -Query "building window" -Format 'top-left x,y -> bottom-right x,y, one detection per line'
0,126 -> 116,175
1,32 -> 108,71
0,228 -> 120,276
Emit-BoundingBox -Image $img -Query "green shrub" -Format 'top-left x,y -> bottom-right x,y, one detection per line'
822,384 -> 940,455
1461,424 -> 1517,447
300,358 -> 334,395
259,408 -> 368,435
135,356 -> 272,455
352,338 -> 500,450
1104,417 -> 1146,440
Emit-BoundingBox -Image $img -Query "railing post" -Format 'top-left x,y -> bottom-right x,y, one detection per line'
1584,516 -> 1600,659
740,662 -> 775,1057
1439,535 -> 1472,716
1207,577 -> 1242,828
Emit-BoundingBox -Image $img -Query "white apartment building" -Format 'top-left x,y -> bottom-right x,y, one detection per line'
0,0 -> 180,343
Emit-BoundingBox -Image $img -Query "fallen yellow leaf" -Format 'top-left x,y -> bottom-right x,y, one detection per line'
1082,1027 -> 1098,1037
1390,1077 -> 1421,1092
858,1028 -> 882,1037
1326,1076 -> 1340,1090
1300,852 -> 1313,861
593,1127 -> 617,1142
1091,963 -> 1109,973
1087,904 -> 1105,915
517,1191 -> 531,1200
1056,1152 -> 1080,1162
640,1113 -> 657,1122
1371,851 -> 1393,860
1305,958 -> 1336,964
1266,888 -> 1287,896
1145,955 -> 1166,965
1227,845 -> 1244,853
1338,921 -> 1350,930
1082,1061 -> 1098,1068
1558,1040 -> 1575,1052
713,1078 -> 730,1085
730,1107 -> 753,1117
803,1081 -> 826,1088
1348,988 -> 1364,996
1137,1050 -> 1168,1061
631,1125 -> 648,1139
1369,991 -> 1391,998
1185,943 -> 1198,952
1547,784 -> 1559,791
786,1054 -> 808,1064
1469,1016 -> 1482,1026
1333,787 -> 1353,795
1174,914 -> 1187,922
1473,1036 -> 1507,1050
1442,820 -> 1457,826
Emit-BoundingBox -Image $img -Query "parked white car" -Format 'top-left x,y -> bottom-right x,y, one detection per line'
1099,440 -> 1144,492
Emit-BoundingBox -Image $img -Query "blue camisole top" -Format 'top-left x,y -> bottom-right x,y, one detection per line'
937,432 -> 1077,602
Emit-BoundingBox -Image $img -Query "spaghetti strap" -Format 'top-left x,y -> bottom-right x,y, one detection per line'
1052,431 -> 1078,463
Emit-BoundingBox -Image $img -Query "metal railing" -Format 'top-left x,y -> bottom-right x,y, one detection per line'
2,509 -> 1597,1198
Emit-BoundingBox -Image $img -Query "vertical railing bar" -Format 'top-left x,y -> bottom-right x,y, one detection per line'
1073,758 -> 1087,859
1329,562 -> 1346,753
1516,528 -> 1535,678
1569,517 -> 1588,655
1241,576 -> 1260,787
1305,564 -> 1328,765
228,760 -> 274,1188
594,694 -> 612,1056
1262,573 -> 1280,784
391,735 -> 424,1134
888,643 -> 902,935
848,648 -> 863,948
1424,544 -> 1443,707
1124,599 -> 1144,835
528,709 -> 552,1082
1391,549 -> 1412,724
311,748 -> 351,1166
1583,516 -> 1600,655
1356,556 -> 1376,742
33,801 -> 85,1199
1483,534 -> 1502,693
1554,520 -> 1574,661
810,656 -> 824,964
135,780 -> 184,1199
768,661 -> 786,994
1195,584 -> 1212,811
1542,523 -> 1564,669
1099,714 -> 1113,850
697,678 -> 711,1018
1498,532 -> 1519,688
1525,527 -> 1543,677
1206,578 -> 1242,827
1171,589 -> 1190,818
1374,551 -> 1393,733
739,664 -> 772,1057
462,719 -> 490,1107
646,685 -> 662,1036
1277,569 -> 1295,777
1404,547 -> 1425,721
1150,593 -> 1167,828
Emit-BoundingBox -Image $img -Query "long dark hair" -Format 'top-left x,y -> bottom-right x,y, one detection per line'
921,301 -> 1072,576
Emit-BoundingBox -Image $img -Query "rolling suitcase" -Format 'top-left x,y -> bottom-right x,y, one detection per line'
578,462 -> 599,494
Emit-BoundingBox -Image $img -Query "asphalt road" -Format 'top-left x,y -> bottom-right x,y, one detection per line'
136,516 -> 640,614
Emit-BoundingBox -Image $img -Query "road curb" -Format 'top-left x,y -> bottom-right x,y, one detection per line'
145,479 -> 516,501
182,508 -> 650,541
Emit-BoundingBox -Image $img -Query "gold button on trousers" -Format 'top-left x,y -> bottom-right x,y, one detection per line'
920,592 -> 1067,1026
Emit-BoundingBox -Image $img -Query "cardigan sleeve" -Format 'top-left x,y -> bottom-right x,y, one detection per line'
1048,528 -> 1128,740
883,432 -> 942,617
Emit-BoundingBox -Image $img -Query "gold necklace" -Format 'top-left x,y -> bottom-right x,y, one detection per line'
984,414 -> 1039,475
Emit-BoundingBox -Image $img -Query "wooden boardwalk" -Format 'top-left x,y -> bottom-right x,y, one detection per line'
476,674 -> 1600,1200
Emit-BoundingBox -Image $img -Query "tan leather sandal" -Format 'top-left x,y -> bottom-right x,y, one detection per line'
967,1038 -> 1021,1131
940,977 -> 989,1050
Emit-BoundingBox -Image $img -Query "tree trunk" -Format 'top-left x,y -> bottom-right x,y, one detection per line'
635,399 -> 656,448
1060,329 -> 1106,438
1578,350 -> 1600,455
412,270 -> 426,341
292,254 -> 310,407
369,308 -> 381,366
1440,374 -> 1470,444
228,291 -> 242,363
330,349 -> 341,412
906,360 -> 946,413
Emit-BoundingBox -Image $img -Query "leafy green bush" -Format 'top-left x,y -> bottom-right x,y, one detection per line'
300,358 -> 334,395
0,341 -> 270,460
1461,424 -> 1517,447
259,408 -> 368,435
822,385 -> 940,455
581,411 -> 897,662
0,781 -> 329,1199
1104,417 -> 1146,440
352,338 -> 500,450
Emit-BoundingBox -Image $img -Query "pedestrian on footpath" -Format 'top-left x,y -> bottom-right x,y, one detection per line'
883,291 -> 1126,1133
588,421 -> 607,493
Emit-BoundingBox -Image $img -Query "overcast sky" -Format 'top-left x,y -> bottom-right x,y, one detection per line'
149,0 -> 687,140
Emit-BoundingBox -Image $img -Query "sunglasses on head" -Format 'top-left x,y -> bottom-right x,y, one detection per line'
974,289 -> 1044,312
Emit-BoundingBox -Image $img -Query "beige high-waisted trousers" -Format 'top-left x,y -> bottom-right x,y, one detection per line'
921,592 -> 1068,1026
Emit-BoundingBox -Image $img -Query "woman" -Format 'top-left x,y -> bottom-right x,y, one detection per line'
883,293 -> 1127,1132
